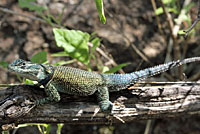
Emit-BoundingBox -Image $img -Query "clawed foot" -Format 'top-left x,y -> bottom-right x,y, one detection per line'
99,100 -> 113,113
98,101 -> 125,124
91,100 -> 113,120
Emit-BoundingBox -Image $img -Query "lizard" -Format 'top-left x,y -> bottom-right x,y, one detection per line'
7,57 -> 200,113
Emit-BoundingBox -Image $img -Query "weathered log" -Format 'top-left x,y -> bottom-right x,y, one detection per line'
1,82 -> 200,128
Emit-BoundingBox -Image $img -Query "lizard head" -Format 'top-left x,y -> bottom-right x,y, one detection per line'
8,59 -> 52,82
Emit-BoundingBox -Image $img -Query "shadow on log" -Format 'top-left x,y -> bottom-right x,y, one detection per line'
1,82 -> 200,128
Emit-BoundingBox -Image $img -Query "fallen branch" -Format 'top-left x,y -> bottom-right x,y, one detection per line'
1,82 -> 200,128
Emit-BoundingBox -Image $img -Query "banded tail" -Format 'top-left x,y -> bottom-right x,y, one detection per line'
103,57 -> 200,91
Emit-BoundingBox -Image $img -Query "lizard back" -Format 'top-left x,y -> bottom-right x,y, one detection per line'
49,66 -> 104,96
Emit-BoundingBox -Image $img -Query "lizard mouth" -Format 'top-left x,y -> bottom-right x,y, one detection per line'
8,64 -> 16,72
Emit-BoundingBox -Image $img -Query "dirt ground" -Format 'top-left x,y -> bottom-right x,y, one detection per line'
1,0 -> 200,133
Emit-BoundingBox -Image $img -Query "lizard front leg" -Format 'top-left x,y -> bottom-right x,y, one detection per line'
96,87 -> 113,113
35,83 -> 61,106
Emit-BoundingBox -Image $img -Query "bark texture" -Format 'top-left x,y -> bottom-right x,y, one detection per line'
1,82 -> 200,127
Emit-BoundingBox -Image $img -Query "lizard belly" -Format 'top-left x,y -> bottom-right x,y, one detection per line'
52,81 -> 97,96
51,66 -> 104,96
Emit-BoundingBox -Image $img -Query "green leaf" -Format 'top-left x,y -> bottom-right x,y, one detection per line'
31,51 -> 48,64
51,51 -> 69,57
57,123 -> 64,134
168,8 -> 178,14
45,124 -> 51,134
0,61 -> 8,68
94,0 -> 106,24
104,63 -> 130,73
102,66 -> 110,73
155,7 -> 163,15
24,79 -> 34,84
163,0 -> 173,4
91,37 -> 100,54
178,30 -> 186,35
53,28 -> 90,65
18,0 -> 46,13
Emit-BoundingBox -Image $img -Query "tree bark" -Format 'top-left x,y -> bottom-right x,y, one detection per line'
1,82 -> 200,126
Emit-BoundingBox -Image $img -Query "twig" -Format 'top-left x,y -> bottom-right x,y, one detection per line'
151,0 -> 173,82
173,0 -> 192,37
88,42 -> 125,74
151,0 -> 163,34
0,6 -> 60,28
130,43 -> 150,64
0,84 -> 20,87
158,0 -> 182,79
0,6 -> 45,23
172,0 -> 191,80
144,120 -> 154,134
184,18 -> 200,38
184,0 -> 200,38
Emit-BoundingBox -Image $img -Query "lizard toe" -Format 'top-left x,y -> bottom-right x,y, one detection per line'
99,100 -> 113,113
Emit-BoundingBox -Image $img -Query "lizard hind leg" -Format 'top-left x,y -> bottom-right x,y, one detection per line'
96,87 -> 113,113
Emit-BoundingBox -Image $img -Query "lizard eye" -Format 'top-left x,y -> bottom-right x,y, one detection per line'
16,62 -> 26,66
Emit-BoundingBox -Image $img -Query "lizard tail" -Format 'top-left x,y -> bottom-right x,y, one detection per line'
130,57 -> 200,82
179,57 -> 200,65
129,57 -> 200,83
105,57 -> 200,92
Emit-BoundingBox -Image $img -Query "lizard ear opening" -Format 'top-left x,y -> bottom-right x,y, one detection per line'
41,64 -> 54,74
